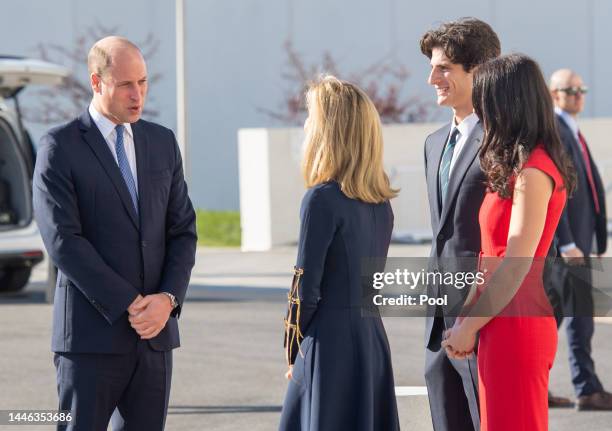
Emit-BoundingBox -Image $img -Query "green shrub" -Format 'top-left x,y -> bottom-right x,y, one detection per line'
196,210 -> 241,247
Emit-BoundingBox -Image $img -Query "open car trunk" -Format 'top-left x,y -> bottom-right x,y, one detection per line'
0,115 -> 31,231
0,57 -> 68,232
0,57 -> 68,293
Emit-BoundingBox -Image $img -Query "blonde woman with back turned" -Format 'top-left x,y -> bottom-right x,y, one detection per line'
279,76 -> 400,431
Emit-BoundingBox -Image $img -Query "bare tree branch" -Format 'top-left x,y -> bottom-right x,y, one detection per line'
260,40 -> 437,125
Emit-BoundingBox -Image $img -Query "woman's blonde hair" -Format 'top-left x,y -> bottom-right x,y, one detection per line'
302,75 -> 398,203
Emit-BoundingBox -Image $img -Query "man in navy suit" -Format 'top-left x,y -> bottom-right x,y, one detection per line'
549,68 -> 612,411
33,36 -> 197,430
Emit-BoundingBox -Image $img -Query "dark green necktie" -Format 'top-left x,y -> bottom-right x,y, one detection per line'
439,128 -> 460,208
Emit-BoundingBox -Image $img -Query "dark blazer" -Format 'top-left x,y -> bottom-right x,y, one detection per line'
424,122 -> 487,348
33,111 -> 197,354
555,114 -> 607,255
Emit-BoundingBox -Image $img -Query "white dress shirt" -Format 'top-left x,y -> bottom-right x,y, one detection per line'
555,106 -> 581,146
447,112 -> 480,176
88,103 -> 139,192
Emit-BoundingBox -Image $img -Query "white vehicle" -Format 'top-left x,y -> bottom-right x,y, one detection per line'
0,56 -> 68,293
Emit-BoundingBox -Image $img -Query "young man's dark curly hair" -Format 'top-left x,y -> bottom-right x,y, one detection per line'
420,17 -> 501,71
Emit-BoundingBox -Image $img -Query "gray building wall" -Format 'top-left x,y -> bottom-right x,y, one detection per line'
1,0 -> 611,210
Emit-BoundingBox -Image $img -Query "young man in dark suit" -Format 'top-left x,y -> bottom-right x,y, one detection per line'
549,68 -> 612,411
33,36 -> 197,430
420,18 -> 500,431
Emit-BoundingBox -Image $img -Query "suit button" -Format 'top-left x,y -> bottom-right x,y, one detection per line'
437,233 -> 445,241
141,241 -> 147,248
139,273 -> 144,280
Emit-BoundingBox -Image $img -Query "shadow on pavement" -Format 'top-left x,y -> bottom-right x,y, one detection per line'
0,281 -> 47,304
186,284 -> 287,303
192,272 -> 288,278
168,405 -> 282,415
0,283 -> 288,305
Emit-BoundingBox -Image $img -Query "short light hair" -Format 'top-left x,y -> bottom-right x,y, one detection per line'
302,76 -> 398,203
87,36 -> 141,77
549,68 -> 578,90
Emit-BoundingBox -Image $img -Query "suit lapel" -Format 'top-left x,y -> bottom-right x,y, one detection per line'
133,121 -> 149,228
558,117 -> 588,174
78,111 -> 140,230
438,124 -> 483,232
558,117 -> 606,211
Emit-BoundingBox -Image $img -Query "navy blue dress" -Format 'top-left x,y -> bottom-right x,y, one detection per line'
279,181 -> 400,431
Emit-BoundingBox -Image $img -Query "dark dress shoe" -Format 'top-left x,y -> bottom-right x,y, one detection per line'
548,391 -> 573,408
576,390 -> 612,411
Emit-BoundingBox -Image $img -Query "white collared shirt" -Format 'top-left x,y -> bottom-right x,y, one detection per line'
448,112 -> 479,176
88,103 -> 138,191
554,106 -> 581,147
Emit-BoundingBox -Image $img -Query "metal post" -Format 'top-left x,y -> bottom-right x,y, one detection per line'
176,0 -> 189,182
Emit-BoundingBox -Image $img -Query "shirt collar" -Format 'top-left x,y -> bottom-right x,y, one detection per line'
554,106 -> 579,137
450,112 -> 479,139
88,103 -> 133,140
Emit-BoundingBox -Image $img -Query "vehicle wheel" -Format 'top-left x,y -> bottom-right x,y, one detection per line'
0,267 -> 32,293
46,262 -> 58,303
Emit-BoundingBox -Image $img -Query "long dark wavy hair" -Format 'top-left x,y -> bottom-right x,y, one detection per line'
473,54 -> 576,198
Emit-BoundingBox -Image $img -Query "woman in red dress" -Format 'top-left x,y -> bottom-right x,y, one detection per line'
442,54 -> 576,430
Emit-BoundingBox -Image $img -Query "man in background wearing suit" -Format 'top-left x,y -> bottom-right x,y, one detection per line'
549,68 -> 612,411
33,36 -> 197,430
420,18 -> 500,431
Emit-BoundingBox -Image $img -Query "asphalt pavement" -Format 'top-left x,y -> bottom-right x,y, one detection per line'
0,245 -> 611,430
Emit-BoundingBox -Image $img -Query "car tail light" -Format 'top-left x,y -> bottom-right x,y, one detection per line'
21,250 -> 43,259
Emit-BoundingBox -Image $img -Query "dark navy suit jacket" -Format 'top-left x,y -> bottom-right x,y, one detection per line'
555,114 -> 607,255
33,111 -> 197,354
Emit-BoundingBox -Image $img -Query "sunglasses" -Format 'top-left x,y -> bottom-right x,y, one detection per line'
556,86 -> 588,96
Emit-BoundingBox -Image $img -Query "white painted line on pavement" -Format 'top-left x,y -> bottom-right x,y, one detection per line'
395,386 -> 428,396
595,317 -> 612,324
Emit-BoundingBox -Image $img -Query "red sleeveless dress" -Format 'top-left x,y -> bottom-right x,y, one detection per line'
477,146 -> 566,431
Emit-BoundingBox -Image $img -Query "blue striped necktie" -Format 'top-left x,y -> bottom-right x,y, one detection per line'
439,128 -> 460,207
114,124 -> 139,215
